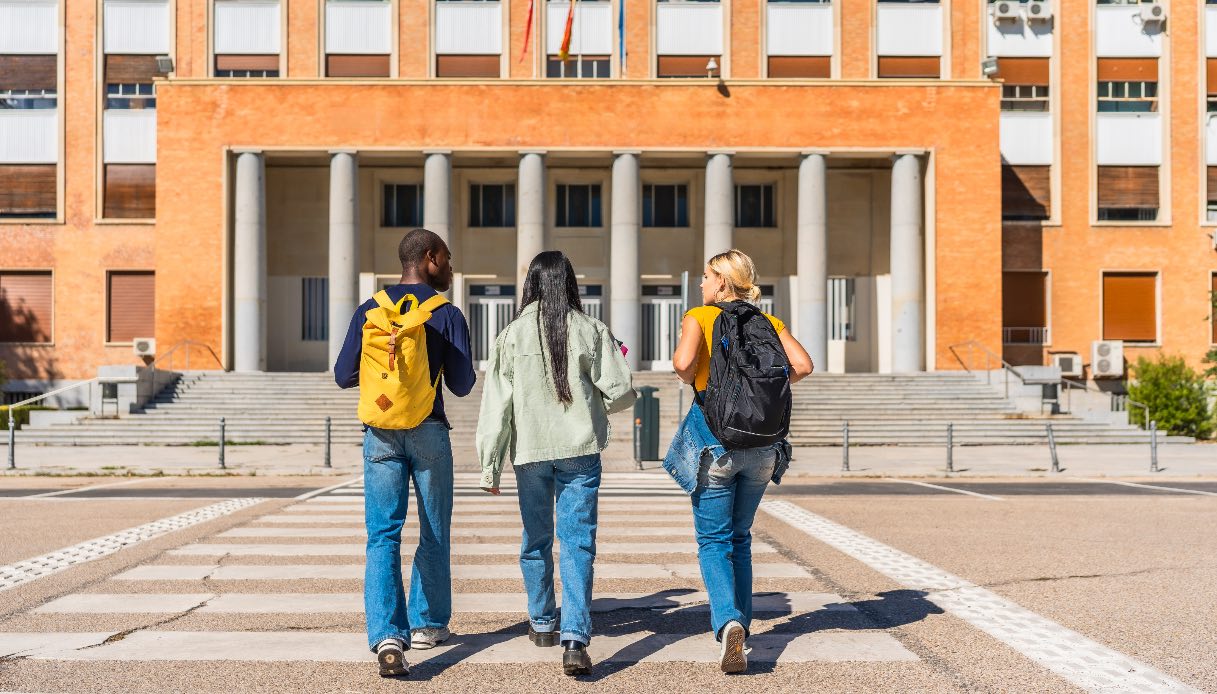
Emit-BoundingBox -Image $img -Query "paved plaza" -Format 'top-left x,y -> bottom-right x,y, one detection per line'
0,465 -> 1214,693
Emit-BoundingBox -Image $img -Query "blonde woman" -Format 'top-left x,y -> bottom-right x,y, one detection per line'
665,249 -> 813,674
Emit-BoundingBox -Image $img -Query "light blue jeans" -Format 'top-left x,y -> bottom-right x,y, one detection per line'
514,453 -> 601,646
690,445 -> 778,640
363,421 -> 454,651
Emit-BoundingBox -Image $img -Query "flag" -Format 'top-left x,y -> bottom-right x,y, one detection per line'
559,0 -> 577,62
518,0 -> 534,64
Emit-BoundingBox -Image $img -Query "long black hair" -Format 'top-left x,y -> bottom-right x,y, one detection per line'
518,251 -> 583,405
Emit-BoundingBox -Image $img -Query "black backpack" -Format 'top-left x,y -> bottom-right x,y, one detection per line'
695,301 -> 793,449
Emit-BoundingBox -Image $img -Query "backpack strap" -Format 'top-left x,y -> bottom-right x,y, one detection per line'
418,293 -> 449,313
372,290 -> 396,311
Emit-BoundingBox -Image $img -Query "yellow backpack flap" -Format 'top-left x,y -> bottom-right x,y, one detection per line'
357,290 -> 450,429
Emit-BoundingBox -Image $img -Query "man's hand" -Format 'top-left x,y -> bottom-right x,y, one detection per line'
481,487 -> 501,495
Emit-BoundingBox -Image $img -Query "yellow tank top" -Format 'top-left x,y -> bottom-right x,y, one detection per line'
686,305 -> 786,392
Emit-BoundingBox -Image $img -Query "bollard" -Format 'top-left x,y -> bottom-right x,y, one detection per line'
841,421 -> 850,472
324,416 -> 332,469
1046,423 -> 1059,473
7,413 -> 15,470
218,417 -> 226,470
633,418 -> 643,471
946,423 -> 954,473
1149,420 -> 1159,473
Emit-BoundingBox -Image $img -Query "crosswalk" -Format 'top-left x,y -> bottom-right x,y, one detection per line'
0,473 -> 919,669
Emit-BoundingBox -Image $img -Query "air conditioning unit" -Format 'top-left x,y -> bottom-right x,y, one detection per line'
992,0 -> 1021,21
1052,353 -> 1083,378
1139,2 -> 1166,24
133,337 -> 156,357
1025,0 -> 1053,23
1091,340 -> 1125,379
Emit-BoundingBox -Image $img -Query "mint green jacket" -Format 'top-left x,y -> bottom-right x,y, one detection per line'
476,303 -> 637,488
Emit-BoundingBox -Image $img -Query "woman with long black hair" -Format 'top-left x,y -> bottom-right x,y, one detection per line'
476,250 -> 637,676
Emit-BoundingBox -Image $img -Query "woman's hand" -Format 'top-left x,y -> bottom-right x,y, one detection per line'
481,487 -> 501,495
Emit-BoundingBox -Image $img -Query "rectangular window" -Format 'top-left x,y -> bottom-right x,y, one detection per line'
1002,165 -> 1051,221
0,270 -> 52,343
555,184 -> 602,227
735,184 -> 776,228
383,183 -> 423,227
1002,271 -> 1048,345
301,277 -> 328,341
0,55 -> 57,91
1208,167 -> 1217,223
767,56 -> 830,79
436,55 -> 500,78
326,54 -> 391,77
0,88 -> 57,109
215,55 -> 280,78
104,164 -> 156,219
105,82 -> 156,110
1102,272 -> 1156,343
997,58 -> 1049,113
546,56 -> 610,79
0,165 -> 56,218
642,184 -> 689,227
877,56 -> 940,79
1208,58 -> 1217,113
1097,166 -> 1158,221
469,183 -> 516,227
104,55 -> 161,85
657,55 -> 719,79
106,271 -> 155,343
1096,58 -> 1157,112
1000,84 -> 1049,112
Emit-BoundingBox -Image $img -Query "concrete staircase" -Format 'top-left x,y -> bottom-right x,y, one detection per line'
13,370 -> 1180,451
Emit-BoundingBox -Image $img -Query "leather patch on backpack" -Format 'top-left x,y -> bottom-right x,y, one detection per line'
375,394 -> 393,412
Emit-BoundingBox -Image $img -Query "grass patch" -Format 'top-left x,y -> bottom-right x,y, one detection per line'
185,440 -> 270,447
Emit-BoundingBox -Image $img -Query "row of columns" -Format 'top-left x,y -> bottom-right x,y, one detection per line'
231,149 -> 925,374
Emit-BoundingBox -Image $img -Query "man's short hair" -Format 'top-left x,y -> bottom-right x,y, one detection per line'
398,228 -> 446,268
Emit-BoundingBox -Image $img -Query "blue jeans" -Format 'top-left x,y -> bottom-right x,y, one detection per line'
514,453 -> 601,646
363,421 -> 454,651
690,445 -> 777,640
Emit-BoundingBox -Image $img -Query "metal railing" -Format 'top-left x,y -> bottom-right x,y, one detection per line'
946,340 -> 1028,399
143,340 -> 225,403
1062,376 -> 1150,430
1002,327 -> 1050,345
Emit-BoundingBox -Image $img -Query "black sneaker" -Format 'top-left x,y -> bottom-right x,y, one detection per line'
376,639 -> 409,677
562,640 -> 592,676
529,625 -> 558,647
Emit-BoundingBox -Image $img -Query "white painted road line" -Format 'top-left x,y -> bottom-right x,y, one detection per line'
36,591 -> 839,615
114,562 -> 809,581
22,478 -> 160,499
0,498 -> 266,593
881,479 -> 1004,501
167,541 -> 774,556
0,630 -> 916,664
221,525 -> 692,538
760,499 -> 1199,694
273,511 -> 690,524
293,477 -> 364,501
1079,479 -> 1217,497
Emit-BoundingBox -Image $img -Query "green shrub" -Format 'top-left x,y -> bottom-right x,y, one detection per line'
0,406 -> 53,430
1128,355 -> 1214,439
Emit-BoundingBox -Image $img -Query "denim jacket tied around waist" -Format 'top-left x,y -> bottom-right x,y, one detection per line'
661,399 -> 792,495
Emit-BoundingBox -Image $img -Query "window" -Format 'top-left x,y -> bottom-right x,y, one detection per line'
768,57 -> 830,79
0,166 -> 56,218
324,0 -> 391,77
301,277 -> 328,342
642,184 -> 689,227
1097,166 -> 1158,221
215,55 -> 280,78
657,56 -> 719,79
1002,272 -> 1048,345
104,164 -> 156,219
382,184 -> 423,227
326,55 -> 391,77
0,89 -> 57,110
0,271 -> 52,343
1208,58 -> 1217,113
1002,165 -> 1050,221
546,56 -> 610,79
106,271 -> 155,343
735,184 -> 776,228
1096,58 -> 1157,112
997,58 -> 1049,111
436,55 -> 499,78
555,184 -> 602,227
1001,85 -> 1049,112
877,57 -> 940,79
1208,167 -> 1217,223
105,82 -> 156,109
469,183 -> 516,227
1102,272 -> 1156,343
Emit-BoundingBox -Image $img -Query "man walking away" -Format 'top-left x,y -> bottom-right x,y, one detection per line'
334,228 -> 476,678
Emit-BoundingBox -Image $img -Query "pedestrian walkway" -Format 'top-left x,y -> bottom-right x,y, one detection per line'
0,472 -> 918,669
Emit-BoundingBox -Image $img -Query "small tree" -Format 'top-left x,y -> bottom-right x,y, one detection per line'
1128,355 -> 1214,439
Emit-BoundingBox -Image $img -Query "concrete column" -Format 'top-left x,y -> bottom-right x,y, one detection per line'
890,152 -> 924,373
423,150 -> 452,244
233,150 -> 266,372
703,151 -> 734,259
610,151 -> 641,369
328,150 -> 360,368
797,152 -> 829,372
516,151 -> 546,293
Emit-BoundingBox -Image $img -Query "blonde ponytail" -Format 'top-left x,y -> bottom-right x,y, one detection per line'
707,249 -> 761,305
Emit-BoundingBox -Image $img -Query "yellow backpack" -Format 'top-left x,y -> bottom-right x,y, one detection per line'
357,290 -> 449,429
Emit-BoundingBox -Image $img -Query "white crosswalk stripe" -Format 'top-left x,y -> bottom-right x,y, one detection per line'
7,474 -> 919,669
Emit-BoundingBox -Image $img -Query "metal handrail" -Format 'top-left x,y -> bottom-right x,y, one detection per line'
946,340 -> 1027,399
1060,376 -> 1151,430
5,377 -> 101,410
145,340 -> 224,402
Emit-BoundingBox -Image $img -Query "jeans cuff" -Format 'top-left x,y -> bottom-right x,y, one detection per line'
531,620 -> 557,633
560,631 -> 590,646
368,632 -> 410,653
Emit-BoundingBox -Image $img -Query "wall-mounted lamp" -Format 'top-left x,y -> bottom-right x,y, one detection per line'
706,57 -> 719,79
155,55 -> 175,74
981,57 -> 999,79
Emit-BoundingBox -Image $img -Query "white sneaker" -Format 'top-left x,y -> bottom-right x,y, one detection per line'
375,638 -> 408,677
410,627 -> 451,650
718,621 -> 747,674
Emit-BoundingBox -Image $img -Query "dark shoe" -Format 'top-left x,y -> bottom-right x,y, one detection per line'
529,625 -> 558,647
562,640 -> 592,676
376,639 -> 409,677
